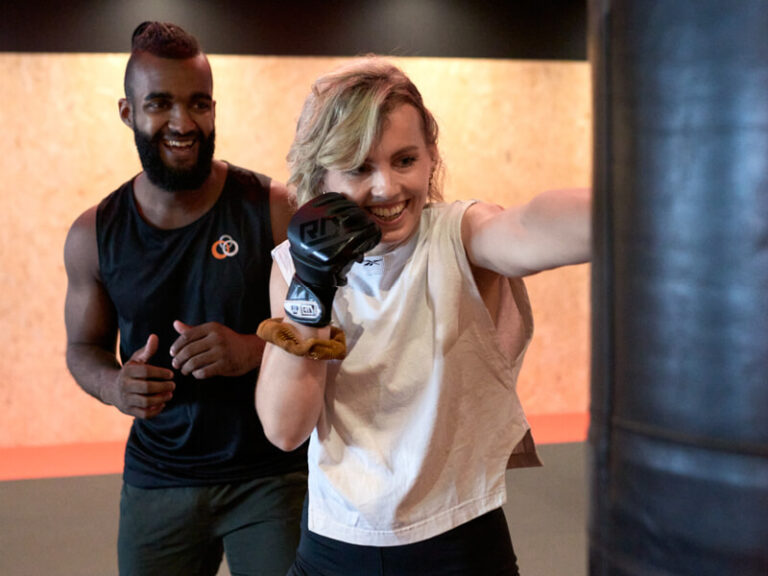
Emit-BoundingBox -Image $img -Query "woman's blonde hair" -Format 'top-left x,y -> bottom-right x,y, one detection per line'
287,57 -> 444,205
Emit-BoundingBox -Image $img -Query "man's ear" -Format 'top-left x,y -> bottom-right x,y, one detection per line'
118,98 -> 133,128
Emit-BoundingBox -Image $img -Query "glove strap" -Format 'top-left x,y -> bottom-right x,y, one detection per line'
284,275 -> 335,327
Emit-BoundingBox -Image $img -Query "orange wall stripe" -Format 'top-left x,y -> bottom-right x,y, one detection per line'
527,412 -> 590,445
0,441 -> 125,482
0,412 -> 589,481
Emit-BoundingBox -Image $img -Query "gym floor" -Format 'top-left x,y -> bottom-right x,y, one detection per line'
0,432 -> 588,576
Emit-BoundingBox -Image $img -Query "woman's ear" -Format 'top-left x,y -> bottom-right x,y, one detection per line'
118,98 -> 133,128
428,144 -> 438,169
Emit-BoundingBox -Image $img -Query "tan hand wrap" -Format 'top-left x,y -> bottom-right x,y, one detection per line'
257,318 -> 346,360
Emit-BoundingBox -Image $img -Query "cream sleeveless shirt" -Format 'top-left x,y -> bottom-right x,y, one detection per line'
273,200 -> 536,546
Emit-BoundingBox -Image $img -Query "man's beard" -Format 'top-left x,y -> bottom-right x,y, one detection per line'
134,127 -> 216,192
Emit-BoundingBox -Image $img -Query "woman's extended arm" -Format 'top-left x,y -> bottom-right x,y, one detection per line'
462,188 -> 591,278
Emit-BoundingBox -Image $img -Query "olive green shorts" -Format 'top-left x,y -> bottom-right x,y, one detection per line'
118,471 -> 307,576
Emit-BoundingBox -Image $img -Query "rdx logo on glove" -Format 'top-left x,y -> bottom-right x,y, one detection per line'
299,218 -> 341,247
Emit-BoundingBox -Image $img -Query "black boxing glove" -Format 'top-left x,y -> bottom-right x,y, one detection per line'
284,192 -> 381,327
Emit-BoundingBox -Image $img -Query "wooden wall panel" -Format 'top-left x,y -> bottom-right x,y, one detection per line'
0,53 -> 590,447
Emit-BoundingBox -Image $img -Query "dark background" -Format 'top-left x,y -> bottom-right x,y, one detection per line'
0,0 -> 586,59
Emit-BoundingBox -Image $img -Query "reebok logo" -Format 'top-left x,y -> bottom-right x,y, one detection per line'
361,256 -> 384,277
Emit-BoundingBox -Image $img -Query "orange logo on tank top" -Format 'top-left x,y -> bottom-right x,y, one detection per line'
211,234 -> 239,259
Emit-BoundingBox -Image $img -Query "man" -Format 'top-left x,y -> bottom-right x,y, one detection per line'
64,22 -> 305,576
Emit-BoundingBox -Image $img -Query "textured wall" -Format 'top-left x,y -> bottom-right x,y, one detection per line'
0,53 -> 591,447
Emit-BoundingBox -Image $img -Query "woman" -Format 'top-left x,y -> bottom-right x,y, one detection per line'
256,57 -> 590,575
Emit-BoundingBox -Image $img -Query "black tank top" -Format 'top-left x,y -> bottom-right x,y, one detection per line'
97,164 -> 306,487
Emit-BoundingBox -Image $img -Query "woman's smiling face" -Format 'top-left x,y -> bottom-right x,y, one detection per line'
323,104 -> 435,252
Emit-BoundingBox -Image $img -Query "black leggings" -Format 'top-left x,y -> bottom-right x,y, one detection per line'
287,502 -> 520,576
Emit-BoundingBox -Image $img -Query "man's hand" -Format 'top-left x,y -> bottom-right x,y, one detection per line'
104,334 -> 175,419
170,320 -> 265,379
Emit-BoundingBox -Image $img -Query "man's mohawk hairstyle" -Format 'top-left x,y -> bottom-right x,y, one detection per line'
130,21 -> 200,58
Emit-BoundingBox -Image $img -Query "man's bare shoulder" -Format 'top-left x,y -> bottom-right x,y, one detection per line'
269,180 -> 298,211
269,180 -> 298,245
64,205 -> 99,278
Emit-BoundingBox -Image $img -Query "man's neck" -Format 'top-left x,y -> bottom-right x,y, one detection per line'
133,160 -> 228,230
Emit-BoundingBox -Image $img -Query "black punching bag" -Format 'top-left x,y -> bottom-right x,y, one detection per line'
589,1 -> 768,575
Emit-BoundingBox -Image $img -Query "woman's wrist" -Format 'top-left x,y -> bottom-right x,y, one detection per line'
257,318 -> 344,360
